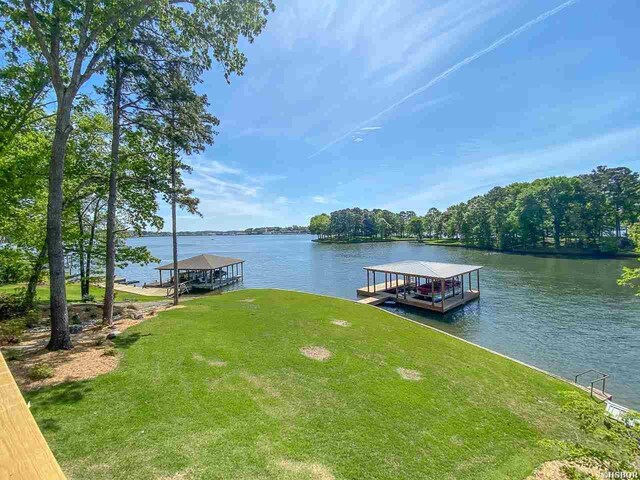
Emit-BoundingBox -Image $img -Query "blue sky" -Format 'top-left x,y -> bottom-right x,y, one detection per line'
167,0 -> 640,231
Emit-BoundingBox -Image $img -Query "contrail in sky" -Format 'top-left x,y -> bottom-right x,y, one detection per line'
308,0 -> 580,159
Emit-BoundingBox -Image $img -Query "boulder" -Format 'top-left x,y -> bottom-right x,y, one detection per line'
69,324 -> 83,334
106,330 -> 121,339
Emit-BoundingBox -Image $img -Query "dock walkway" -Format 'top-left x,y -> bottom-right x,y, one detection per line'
98,282 -> 167,297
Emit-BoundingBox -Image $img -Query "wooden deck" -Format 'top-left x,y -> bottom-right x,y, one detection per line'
0,352 -> 66,478
357,280 -> 480,313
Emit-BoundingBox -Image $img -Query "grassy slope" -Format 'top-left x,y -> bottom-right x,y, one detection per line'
0,283 -> 165,302
26,289 -> 597,479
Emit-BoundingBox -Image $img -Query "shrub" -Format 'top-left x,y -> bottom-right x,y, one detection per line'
102,347 -> 117,357
618,236 -> 634,250
560,465 -> 593,479
598,238 -> 619,254
0,247 -> 32,284
542,392 -> 640,473
28,363 -> 54,381
70,313 -> 81,325
3,349 -> 25,362
0,318 -> 27,344
0,291 -> 27,320
82,294 -> 95,302
23,310 -> 42,328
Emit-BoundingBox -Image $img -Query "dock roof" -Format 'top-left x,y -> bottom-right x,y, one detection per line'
364,260 -> 482,279
157,254 -> 244,271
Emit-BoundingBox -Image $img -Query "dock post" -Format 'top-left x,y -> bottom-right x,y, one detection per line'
461,274 -> 464,299
431,279 -> 435,307
373,271 -> 376,293
441,279 -> 446,312
367,270 -> 370,293
395,274 -> 398,298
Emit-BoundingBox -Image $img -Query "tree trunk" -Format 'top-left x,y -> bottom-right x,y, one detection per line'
47,100 -> 73,351
77,208 -> 87,298
85,200 -> 100,297
25,240 -> 48,309
171,155 -> 179,306
103,57 -> 123,325
554,220 -> 561,249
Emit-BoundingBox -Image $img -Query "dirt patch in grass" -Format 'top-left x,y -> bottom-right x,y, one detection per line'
3,302 -> 175,390
239,298 -> 256,303
241,372 -> 281,398
157,468 -> 194,480
331,319 -> 351,327
277,459 -> 335,480
299,346 -> 332,362
525,460 -> 604,479
192,353 -> 226,367
396,367 -> 422,381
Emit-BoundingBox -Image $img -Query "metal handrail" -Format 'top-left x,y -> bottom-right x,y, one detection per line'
166,280 -> 192,297
574,369 -> 609,400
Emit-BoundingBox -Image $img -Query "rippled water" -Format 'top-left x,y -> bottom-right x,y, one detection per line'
120,234 -> 640,408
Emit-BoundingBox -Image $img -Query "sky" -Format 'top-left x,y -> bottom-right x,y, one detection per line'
165,0 -> 640,231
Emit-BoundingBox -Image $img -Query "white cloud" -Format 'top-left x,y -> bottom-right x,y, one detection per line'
308,0 -> 581,159
359,126 -> 382,131
353,137 -> 364,143
190,173 -> 259,198
275,196 -> 289,205
410,95 -> 456,113
188,157 -> 242,175
382,126 -> 640,211
312,195 -> 329,204
247,174 -> 287,185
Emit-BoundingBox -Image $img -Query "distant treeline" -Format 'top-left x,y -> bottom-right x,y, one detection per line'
137,225 -> 309,237
309,166 -> 640,253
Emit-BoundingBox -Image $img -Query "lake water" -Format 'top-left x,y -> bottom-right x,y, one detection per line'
120,234 -> 640,409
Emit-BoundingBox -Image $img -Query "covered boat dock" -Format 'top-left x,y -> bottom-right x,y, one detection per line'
357,260 -> 482,313
144,254 -> 245,296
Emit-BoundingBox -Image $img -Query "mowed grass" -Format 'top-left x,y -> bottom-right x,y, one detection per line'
27,289 -> 599,479
0,283 -> 165,302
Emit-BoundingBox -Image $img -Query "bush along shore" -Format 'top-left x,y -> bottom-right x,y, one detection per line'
420,238 -> 639,258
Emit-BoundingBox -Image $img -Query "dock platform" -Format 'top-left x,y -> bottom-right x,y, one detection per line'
357,260 -> 482,314
357,282 -> 479,313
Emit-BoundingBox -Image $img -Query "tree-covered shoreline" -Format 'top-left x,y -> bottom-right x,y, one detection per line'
309,166 -> 640,256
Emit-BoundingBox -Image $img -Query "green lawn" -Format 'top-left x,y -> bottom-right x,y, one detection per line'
0,283 -> 166,303
26,289 -> 602,479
